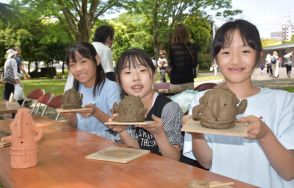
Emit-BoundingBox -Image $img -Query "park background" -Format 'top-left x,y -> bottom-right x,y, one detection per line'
0,0 -> 293,97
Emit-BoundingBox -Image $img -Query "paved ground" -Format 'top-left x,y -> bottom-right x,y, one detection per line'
196,67 -> 294,89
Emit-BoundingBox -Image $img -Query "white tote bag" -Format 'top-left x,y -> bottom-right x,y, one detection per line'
14,83 -> 25,101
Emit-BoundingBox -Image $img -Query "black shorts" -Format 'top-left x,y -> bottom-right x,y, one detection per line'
4,82 -> 14,100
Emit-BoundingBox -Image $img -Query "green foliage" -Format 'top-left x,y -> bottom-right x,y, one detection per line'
0,2 -> 20,26
110,13 -> 153,61
17,0 -> 124,41
184,16 -> 211,50
0,28 -> 26,66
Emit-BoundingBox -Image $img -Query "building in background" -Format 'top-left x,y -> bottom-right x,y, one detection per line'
281,17 -> 294,41
270,32 -> 283,40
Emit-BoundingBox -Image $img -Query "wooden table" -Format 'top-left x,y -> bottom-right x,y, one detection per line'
0,101 -> 21,115
0,118 -> 257,188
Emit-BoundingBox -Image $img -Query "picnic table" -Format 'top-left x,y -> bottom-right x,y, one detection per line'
0,117 -> 257,188
0,100 -> 21,115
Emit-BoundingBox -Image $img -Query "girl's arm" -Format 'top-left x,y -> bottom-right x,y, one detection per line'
81,104 -> 110,123
191,133 -> 212,169
151,123 -> 181,160
108,115 -> 139,148
244,116 -> 294,180
63,112 -> 77,128
92,106 -> 110,122
140,114 -> 181,161
118,129 -> 140,148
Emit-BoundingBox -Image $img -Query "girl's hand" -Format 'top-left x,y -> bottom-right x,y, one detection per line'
239,115 -> 271,140
107,114 -> 126,133
79,104 -> 95,117
135,115 -> 164,136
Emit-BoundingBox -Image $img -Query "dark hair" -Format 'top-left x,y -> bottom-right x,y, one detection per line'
172,24 -> 190,45
115,48 -> 156,86
93,25 -> 114,44
212,19 -> 262,65
65,42 -> 105,96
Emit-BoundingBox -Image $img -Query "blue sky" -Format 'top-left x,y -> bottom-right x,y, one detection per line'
1,0 -> 293,38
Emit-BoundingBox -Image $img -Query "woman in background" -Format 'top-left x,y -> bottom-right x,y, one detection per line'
169,24 -> 199,93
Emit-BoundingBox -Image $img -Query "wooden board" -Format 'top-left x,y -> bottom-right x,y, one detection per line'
86,146 -> 150,163
104,121 -> 153,126
209,181 -> 234,188
56,107 -> 92,113
0,141 -> 10,148
182,117 -> 248,137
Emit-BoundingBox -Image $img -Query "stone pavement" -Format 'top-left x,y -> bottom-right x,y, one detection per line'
196,67 -> 294,89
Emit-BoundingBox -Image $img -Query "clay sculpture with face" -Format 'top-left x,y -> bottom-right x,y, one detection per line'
112,95 -> 147,122
1,108 -> 43,168
62,88 -> 83,109
192,84 -> 247,129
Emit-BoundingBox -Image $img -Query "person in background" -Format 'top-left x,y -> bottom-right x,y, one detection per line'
186,19 -> 294,187
169,24 -> 199,93
3,49 -> 19,100
211,60 -> 218,76
271,51 -> 279,78
64,25 -> 116,91
108,48 -> 183,160
63,42 -> 121,141
265,53 -> 272,76
92,25 -> 116,81
14,47 -> 30,79
283,51 -> 293,78
157,49 -> 168,82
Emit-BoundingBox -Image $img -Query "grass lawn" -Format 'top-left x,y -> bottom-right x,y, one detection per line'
0,79 -> 66,99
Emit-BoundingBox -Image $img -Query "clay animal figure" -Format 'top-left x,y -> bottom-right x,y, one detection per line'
62,88 -> 83,109
1,108 -> 43,168
112,95 -> 147,122
192,85 -> 247,129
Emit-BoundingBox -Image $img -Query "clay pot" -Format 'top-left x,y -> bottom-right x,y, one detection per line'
63,88 -> 83,109
112,95 -> 147,122
192,85 -> 247,129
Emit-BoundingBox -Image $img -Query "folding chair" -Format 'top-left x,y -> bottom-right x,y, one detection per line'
33,92 -> 53,116
41,95 -> 63,121
194,82 -> 217,91
21,89 -> 45,112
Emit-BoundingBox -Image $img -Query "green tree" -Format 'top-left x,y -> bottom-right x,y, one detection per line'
126,0 -> 241,54
0,2 -> 19,26
111,13 -> 152,60
16,0 -> 125,41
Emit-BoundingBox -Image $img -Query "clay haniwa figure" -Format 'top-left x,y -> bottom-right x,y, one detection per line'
192,84 -> 247,129
112,95 -> 147,122
62,88 -> 83,109
1,108 -> 43,168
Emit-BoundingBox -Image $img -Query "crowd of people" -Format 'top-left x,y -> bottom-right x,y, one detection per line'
1,20 -> 294,188
264,50 -> 293,78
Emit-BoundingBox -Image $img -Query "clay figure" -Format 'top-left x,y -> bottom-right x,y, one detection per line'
1,108 -> 43,168
192,84 -> 247,129
112,95 -> 147,122
62,88 -> 83,109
